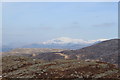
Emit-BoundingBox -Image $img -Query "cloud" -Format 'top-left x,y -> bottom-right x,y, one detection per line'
93,22 -> 115,27
72,21 -> 79,25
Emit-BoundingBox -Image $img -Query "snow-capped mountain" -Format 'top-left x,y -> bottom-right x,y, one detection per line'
41,37 -> 108,44
23,37 -> 108,50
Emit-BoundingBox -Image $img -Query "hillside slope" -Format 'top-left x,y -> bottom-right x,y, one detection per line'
2,56 -> 119,79
62,39 -> 119,64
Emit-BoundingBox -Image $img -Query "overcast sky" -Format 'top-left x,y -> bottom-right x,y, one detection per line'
2,2 -> 118,45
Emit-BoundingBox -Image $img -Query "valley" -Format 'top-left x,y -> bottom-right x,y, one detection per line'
1,39 -> 120,79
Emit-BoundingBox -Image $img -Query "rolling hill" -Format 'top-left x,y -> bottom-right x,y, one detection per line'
62,39 -> 119,64
2,39 -> 119,64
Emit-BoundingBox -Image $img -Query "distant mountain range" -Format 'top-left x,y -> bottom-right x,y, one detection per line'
1,46 -> 13,52
23,37 -> 108,49
3,38 -> 119,64
2,37 -> 108,52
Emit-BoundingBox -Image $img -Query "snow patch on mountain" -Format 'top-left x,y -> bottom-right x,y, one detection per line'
41,37 -> 108,45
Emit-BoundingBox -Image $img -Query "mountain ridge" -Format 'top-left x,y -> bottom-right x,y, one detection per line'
22,37 -> 108,50
62,39 -> 119,64
3,39 -> 119,64
1,37 -> 108,52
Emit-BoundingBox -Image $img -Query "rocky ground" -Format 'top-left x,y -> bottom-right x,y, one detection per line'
2,55 -> 120,80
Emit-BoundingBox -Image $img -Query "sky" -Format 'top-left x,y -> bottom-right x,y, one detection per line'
2,2 -> 118,46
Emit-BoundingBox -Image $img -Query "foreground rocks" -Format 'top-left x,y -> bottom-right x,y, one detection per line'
2,56 -> 120,79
